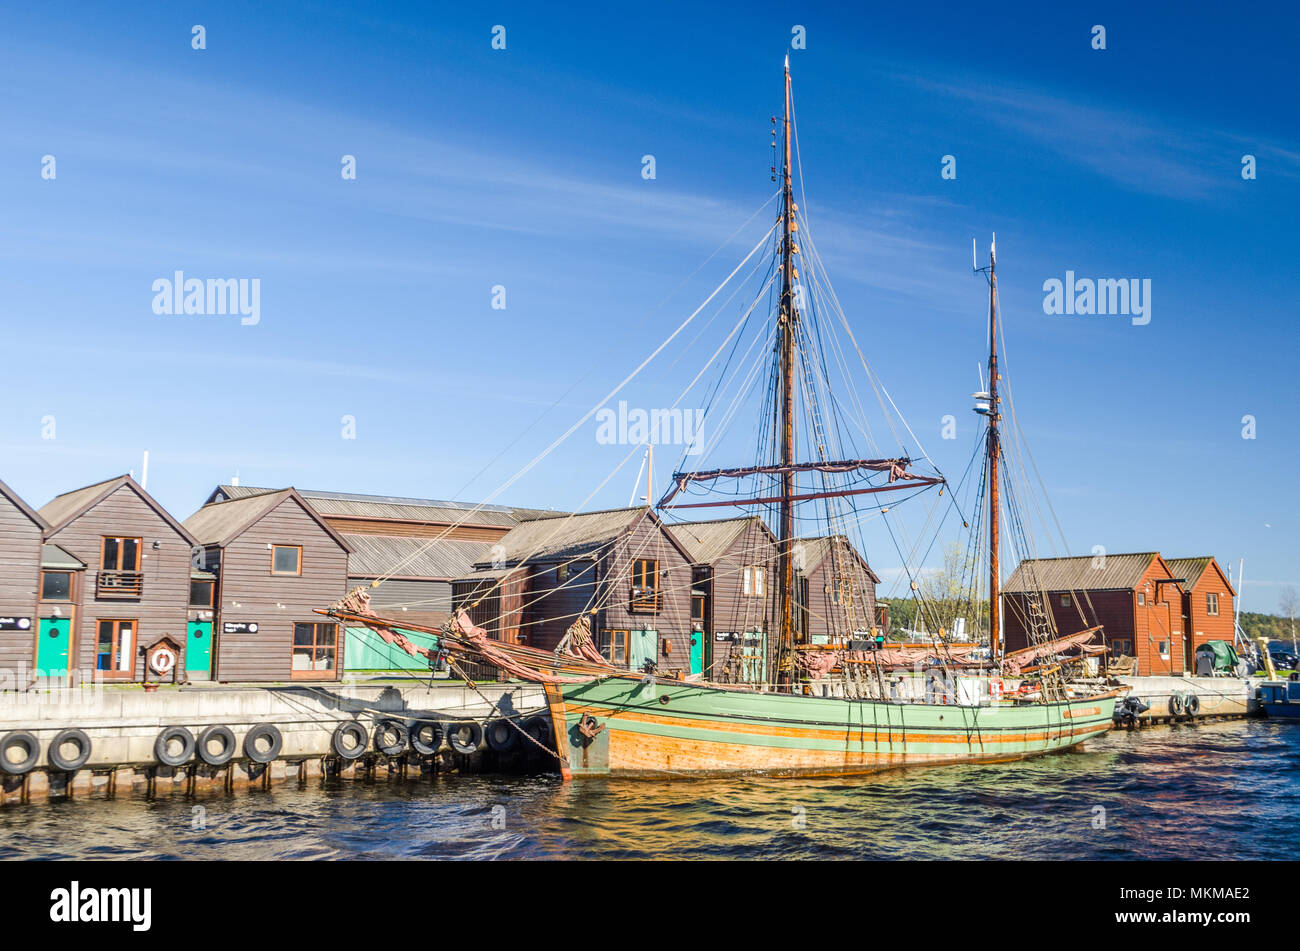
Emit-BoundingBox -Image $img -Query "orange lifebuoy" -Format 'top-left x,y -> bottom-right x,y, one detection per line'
989,678 -> 1005,700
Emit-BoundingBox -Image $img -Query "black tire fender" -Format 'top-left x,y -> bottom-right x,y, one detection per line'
446,721 -> 483,755
0,731 -> 41,775
155,726 -> 195,767
373,719 -> 409,756
485,718 -> 519,752
408,720 -> 444,755
197,725 -> 236,766
48,729 -> 92,772
243,724 -> 283,764
522,714 -> 553,746
1184,692 -> 1200,716
1167,693 -> 1184,717
332,720 -> 368,760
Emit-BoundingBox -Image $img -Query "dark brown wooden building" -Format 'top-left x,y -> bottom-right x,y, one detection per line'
667,516 -> 777,683
36,475 -> 196,683
0,479 -> 44,685
1166,556 -> 1236,670
1002,552 -> 1187,675
183,488 -> 351,682
792,535 -> 882,645
453,507 -> 697,676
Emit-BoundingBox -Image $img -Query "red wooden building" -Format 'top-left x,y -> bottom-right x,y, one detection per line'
1002,552 -> 1187,675
1165,556 -> 1236,669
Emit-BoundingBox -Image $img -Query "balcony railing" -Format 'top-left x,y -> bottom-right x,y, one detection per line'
629,587 -> 662,613
96,570 -> 144,599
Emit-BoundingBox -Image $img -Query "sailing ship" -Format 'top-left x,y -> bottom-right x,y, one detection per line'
327,58 -> 1125,778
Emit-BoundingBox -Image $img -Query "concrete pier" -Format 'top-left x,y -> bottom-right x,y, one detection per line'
1116,675 -> 1254,725
0,680 -> 550,805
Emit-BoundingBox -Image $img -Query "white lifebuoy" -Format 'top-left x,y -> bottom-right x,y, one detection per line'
149,647 -> 177,675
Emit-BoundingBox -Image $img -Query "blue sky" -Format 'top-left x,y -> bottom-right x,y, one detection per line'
1,2 -> 1296,608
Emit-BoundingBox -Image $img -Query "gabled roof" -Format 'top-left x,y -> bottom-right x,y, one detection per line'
343,533 -> 496,580
483,507 -> 693,566
1166,556 -> 1236,597
40,543 -> 84,570
1003,552 -> 1161,594
0,478 -> 46,531
667,516 -> 774,565
205,484 -> 561,527
38,474 -> 197,545
182,488 -> 351,553
793,535 -> 881,585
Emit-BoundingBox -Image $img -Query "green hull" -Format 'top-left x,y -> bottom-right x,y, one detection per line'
549,677 -> 1120,777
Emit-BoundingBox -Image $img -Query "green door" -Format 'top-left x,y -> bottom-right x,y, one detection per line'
629,630 -> 657,672
36,618 -> 71,677
689,631 -> 703,675
186,621 -> 213,677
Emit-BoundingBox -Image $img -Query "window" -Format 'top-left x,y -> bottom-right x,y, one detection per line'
1206,592 -> 1220,616
1158,640 -> 1169,656
1112,639 -> 1133,656
96,619 -> 136,678
743,566 -> 766,597
1137,592 -> 1146,605
556,563 -> 569,583
631,559 -> 660,610
40,571 -> 72,602
1060,594 -> 1071,607
271,545 -> 302,576
291,622 -> 337,678
599,630 -> 629,664
189,580 -> 214,608
101,536 -> 142,572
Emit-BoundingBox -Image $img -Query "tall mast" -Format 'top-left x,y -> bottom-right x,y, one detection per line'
776,55 -> 799,687
986,236 -> 1001,665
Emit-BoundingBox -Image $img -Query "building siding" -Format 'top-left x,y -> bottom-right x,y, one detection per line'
211,496 -> 349,683
0,491 -> 42,679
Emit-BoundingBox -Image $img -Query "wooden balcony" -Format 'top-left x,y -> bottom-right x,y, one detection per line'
629,587 -> 662,613
96,570 -> 144,600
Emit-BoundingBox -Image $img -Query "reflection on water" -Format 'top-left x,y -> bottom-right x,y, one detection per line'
1,720 -> 1296,860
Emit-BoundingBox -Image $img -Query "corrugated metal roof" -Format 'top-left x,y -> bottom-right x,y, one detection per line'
489,508 -> 646,563
37,474 -> 130,529
667,517 -> 756,564
40,543 -> 84,569
182,491 -> 290,545
1003,553 -> 1160,593
209,485 -> 560,527
1165,557 -> 1214,590
342,533 -> 498,579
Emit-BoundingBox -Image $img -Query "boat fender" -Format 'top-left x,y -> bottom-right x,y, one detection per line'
485,718 -> 519,753
48,729 -> 92,772
1184,692 -> 1200,716
1167,693 -> 1185,717
522,715 -> 553,746
373,719 -> 409,756
446,721 -> 483,755
332,720 -> 369,759
243,724 -> 283,764
408,720 -> 444,756
197,725 -> 236,766
0,731 -> 41,775
154,726 -> 196,766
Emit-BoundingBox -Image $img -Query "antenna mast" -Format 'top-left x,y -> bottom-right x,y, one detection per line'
776,55 -> 799,688
986,235 -> 1001,664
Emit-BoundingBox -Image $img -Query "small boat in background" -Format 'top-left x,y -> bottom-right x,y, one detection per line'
1258,680 -> 1300,719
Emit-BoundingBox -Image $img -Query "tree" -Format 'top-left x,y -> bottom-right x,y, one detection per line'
1280,586 -> 1299,654
917,542 -> 988,642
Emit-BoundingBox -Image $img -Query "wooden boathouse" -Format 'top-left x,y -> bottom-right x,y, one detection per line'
453,507 -> 697,676
183,488 -> 352,682
1165,556 -> 1236,670
793,535 -> 883,645
1002,552 -> 1188,675
35,475 -> 196,684
0,479 -> 44,685
667,516 -> 777,683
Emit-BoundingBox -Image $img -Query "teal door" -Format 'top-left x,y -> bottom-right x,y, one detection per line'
689,631 -> 703,675
186,621 -> 213,677
629,630 -> 657,672
36,618 -> 71,677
